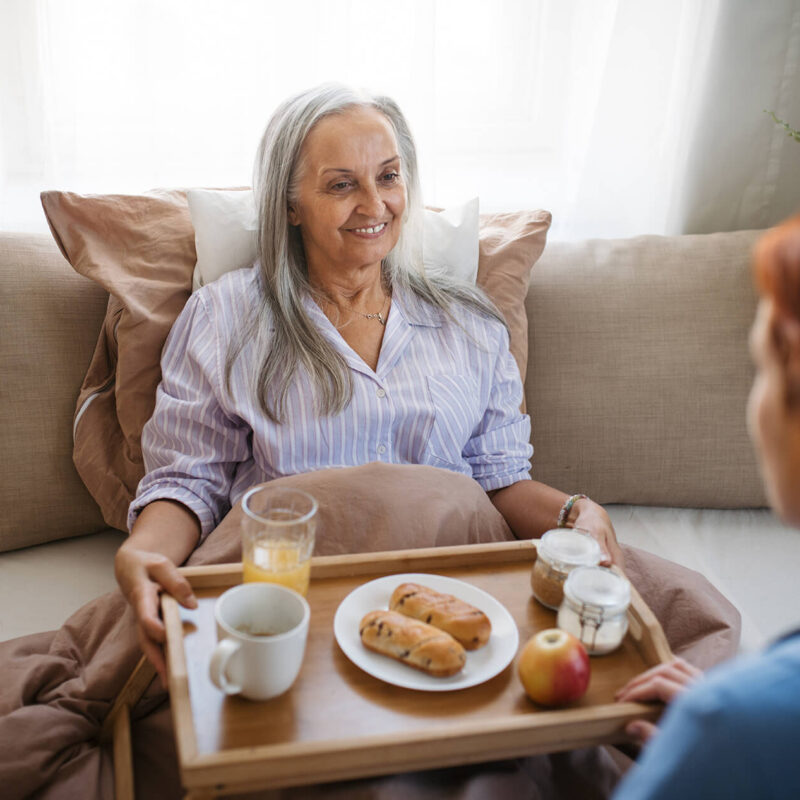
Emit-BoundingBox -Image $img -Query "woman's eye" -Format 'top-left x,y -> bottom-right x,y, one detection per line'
331,181 -> 352,191
381,172 -> 400,184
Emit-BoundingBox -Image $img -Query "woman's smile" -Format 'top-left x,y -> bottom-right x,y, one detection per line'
348,222 -> 389,237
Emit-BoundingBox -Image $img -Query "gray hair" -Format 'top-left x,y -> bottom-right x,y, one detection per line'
228,83 -> 502,422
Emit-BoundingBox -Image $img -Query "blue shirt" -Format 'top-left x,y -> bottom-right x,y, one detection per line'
129,266 -> 532,537
613,631 -> 800,800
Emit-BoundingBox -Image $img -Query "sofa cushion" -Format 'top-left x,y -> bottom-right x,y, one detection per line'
41,190 -> 550,531
0,233 -> 109,551
525,230 -> 767,508
606,504 -> 799,652
0,529 -> 125,638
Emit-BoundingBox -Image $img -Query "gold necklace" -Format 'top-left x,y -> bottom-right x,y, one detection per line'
345,293 -> 389,326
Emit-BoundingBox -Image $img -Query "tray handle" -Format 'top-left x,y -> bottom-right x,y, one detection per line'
626,581 -> 673,666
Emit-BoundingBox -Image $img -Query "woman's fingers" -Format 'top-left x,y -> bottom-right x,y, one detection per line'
572,502 -> 624,568
128,554 -> 198,648
117,550 -> 162,635
603,532 -> 625,568
116,546 -> 196,680
115,542 -> 198,686
117,547 -> 197,610
137,624 -> 167,685
592,532 -> 611,565
602,522 -> 624,567
126,571 -> 166,643
591,527 -> 613,565
146,555 -> 198,610
586,526 -> 624,568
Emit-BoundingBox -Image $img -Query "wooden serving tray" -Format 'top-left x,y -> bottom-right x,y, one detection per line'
162,541 -> 672,798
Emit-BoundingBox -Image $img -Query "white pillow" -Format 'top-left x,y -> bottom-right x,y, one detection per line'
187,189 -> 258,291
422,197 -> 479,284
187,189 -> 479,291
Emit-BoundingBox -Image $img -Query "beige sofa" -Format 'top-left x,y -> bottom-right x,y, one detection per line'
1,228 -> 796,652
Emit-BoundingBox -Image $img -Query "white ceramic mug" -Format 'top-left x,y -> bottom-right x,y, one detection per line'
209,582 -> 310,701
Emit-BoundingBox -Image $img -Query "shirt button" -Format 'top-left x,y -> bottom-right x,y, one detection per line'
377,444 -> 386,454
376,388 -> 386,398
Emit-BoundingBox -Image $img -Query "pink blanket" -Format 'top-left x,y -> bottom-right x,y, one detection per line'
0,466 -> 741,799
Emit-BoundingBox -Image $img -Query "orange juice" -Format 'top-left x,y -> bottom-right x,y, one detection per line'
242,539 -> 311,596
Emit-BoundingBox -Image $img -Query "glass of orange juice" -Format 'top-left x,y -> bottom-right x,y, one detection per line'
240,486 -> 317,597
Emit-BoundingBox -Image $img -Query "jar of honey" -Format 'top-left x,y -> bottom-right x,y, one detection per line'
530,528 -> 602,610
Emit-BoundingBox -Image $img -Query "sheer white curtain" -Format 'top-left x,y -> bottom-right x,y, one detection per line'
2,0 -> 799,239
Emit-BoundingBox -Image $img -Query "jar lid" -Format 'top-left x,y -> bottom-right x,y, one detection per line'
563,566 -> 631,615
537,529 -> 603,571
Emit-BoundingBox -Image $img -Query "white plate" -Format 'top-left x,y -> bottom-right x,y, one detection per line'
333,573 -> 519,691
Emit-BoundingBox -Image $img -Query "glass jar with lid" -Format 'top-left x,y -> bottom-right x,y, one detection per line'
530,528 -> 603,610
557,566 -> 631,655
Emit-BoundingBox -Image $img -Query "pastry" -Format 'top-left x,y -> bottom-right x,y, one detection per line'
390,582 -> 491,650
359,609 -> 466,677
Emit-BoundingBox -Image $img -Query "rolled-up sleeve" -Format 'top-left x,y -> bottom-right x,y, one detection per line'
128,291 -> 251,538
465,326 -> 533,491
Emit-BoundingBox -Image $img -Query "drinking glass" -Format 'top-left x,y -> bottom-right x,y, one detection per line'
240,486 -> 318,596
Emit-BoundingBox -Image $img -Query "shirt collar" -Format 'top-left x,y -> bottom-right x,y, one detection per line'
297,282 -> 443,378
390,283 -> 444,328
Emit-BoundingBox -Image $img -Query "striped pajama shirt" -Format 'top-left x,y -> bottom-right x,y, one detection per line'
129,266 -> 532,539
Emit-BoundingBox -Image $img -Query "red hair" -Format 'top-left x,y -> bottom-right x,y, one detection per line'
754,213 -> 800,407
754,213 -> 800,323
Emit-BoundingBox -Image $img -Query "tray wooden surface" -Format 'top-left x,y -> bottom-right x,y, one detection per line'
163,540 -> 672,797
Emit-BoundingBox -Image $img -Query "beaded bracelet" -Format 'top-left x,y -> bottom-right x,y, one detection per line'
557,493 -> 588,528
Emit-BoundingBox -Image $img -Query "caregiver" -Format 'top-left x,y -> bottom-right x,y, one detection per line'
612,213 -> 800,799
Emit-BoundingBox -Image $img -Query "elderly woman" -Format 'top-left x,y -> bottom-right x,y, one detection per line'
611,215 -> 800,799
114,84 -> 621,680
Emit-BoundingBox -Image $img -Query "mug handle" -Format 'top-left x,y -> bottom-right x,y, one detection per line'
208,638 -> 242,695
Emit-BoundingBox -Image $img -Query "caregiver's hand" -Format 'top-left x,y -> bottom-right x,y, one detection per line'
615,657 -> 703,743
571,497 -> 624,568
115,500 -> 201,683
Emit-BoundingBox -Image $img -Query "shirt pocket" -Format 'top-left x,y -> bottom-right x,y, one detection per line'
423,374 -> 482,469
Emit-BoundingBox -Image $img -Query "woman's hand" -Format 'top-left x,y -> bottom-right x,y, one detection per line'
488,481 -> 624,566
615,657 -> 703,743
570,498 -> 624,567
115,544 -> 197,683
115,500 -> 202,683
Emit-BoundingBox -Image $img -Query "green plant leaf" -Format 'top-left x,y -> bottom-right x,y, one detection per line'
765,109 -> 800,143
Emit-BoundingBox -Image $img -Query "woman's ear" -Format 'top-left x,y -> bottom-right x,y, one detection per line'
287,204 -> 300,226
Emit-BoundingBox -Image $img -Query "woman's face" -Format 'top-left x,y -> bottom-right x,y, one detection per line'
747,299 -> 800,526
288,107 -> 406,284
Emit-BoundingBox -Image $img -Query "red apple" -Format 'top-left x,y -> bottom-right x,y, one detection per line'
518,628 -> 590,707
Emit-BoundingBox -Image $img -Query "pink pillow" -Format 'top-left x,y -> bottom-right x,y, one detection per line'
42,189 -> 195,529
